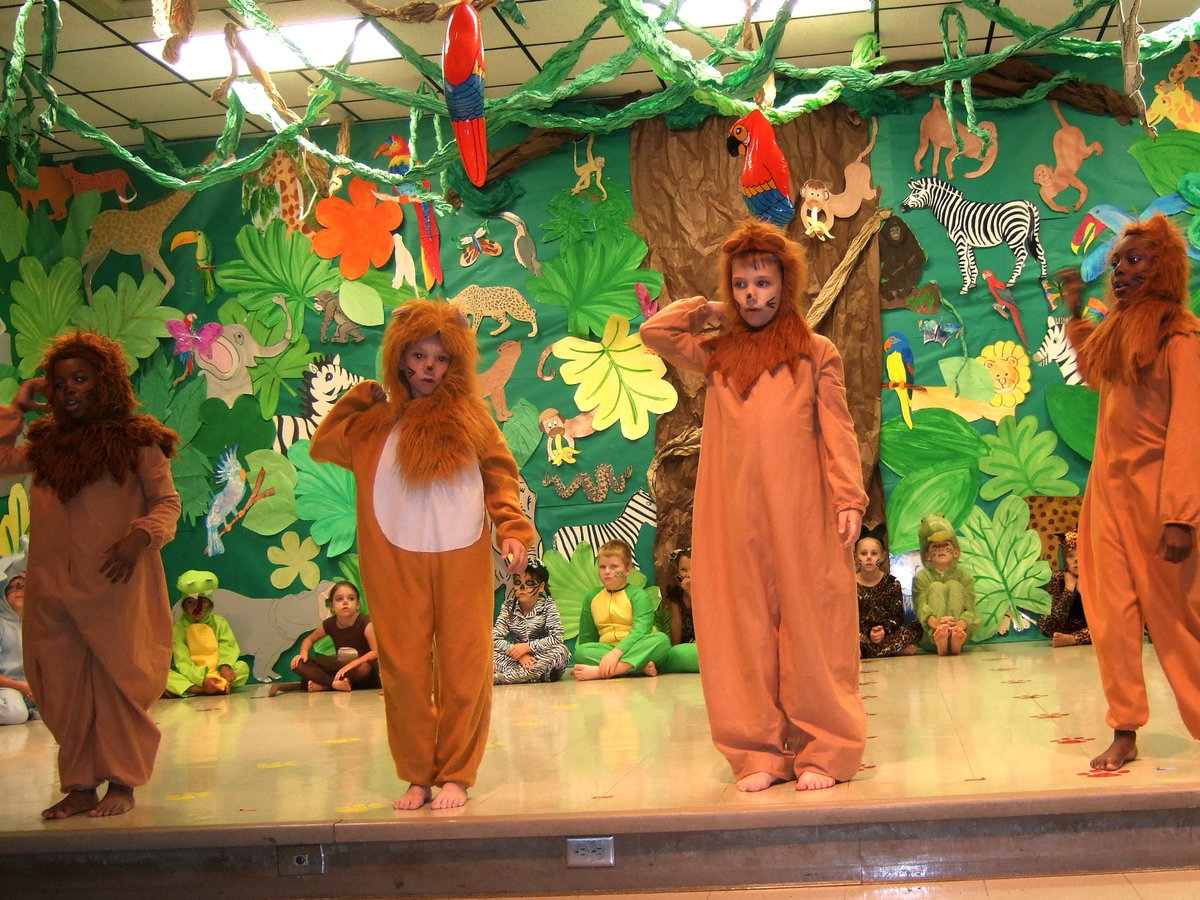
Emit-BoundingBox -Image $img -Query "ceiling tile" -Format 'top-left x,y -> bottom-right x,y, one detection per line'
194,70 -> 316,109
102,9 -> 232,44
339,59 -> 429,102
46,44 -> 178,91
338,98 -> 412,121
93,82 -> 225,122
480,46 -> 542,88
152,115 -> 260,141
511,0 -> 624,46
0,4 -> 118,53
362,20 -> 445,58
54,92 -> 129,128
575,71 -> 663,99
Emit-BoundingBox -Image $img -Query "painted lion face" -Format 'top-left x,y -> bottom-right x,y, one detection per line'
978,340 -> 1032,408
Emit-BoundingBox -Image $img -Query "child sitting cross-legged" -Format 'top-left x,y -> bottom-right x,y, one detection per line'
271,581 -> 379,695
912,514 -> 979,655
571,540 -> 670,681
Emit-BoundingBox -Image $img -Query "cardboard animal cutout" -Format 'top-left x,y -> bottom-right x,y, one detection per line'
982,270 -> 1027,345
539,406 -> 597,466
900,177 -> 1046,294
272,354 -> 364,452
1169,40 -> 1200,84
542,463 -> 634,501
452,283 -> 538,337
479,340 -> 521,422
213,581 -> 335,681
879,216 -> 928,308
203,444 -> 248,557
195,294 -> 295,405
571,135 -> 608,201
58,162 -> 137,209
457,221 -> 503,267
1146,80 -> 1200,132
1032,316 -> 1084,385
1033,102 -> 1104,213
496,211 -> 542,276
799,116 -> 880,240
314,289 -> 365,344
6,165 -> 71,220
551,489 -> 656,561
914,98 -> 999,180
391,234 -> 419,293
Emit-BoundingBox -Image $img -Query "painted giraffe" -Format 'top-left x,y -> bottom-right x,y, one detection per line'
1146,81 -> 1200,132
80,187 -> 196,302
259,150 -> 317,236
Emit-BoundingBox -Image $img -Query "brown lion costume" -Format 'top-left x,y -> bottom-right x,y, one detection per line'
26,331 -> 177,502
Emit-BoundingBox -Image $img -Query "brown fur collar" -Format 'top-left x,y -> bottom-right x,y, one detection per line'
703,312 -> 814,398
1080,298 -> 1200,386
26,414 -> 178,503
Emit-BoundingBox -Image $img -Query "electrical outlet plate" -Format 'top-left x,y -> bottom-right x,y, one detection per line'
277,844 -> 325,876
566,836 -> 615,867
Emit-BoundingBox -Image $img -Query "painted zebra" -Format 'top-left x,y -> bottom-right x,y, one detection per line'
1032,315 -> 1084,385
551,489 -> 656,563
899,177 -> 1047,294
273,354 -> 364,452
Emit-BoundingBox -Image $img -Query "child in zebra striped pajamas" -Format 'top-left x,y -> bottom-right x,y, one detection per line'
492,557 -> 570,684
571,539 -> 669,680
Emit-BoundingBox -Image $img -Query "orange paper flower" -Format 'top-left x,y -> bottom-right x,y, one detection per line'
311,178 -> 403,279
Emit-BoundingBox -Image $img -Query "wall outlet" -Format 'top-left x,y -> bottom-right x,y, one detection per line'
277,844 -> 325,876
566,836 -> 615,867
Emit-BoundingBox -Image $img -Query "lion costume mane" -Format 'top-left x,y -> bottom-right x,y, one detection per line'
702,218 -> 813,399
26,331 -> 177,502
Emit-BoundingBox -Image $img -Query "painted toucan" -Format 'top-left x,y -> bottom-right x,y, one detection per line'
374,135 -> 444,290
170,230 -> 216,301
883,331 -> 916,429
727,109 -> 795,227
443,0 -> 488,187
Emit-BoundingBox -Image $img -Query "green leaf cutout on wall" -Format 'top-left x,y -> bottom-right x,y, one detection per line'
249,334 -> 319,419
938,357 -> 993,402
880,407 -> 989,477
0,191 -> 29,262
76,272 -> 182,374
192,395 -> 275,458
1045,384 -> 1099,462
137,355 -> 212,525
1129,129 -> 1200,198
290,439 -> 358,557
173,445 -> 215,526
957,495 -> 1053,641
502,399 -> 542,467
885,460 -> 979,555
241,448 -> 298,536
60,189 -> 101,263
543,542 -> 654,642
10,256 -> 83,378
978,414 -> 1078,501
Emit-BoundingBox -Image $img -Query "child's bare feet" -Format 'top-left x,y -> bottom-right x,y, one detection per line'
934,627 -> 950,655
90,783 -> 135,817
643,661 -> 658,677
306,682 -> 330,693
949,628 -> 967,654
1090,729 -> 1138,770
1052,632 -> 1080,647
332,677 -> 352,692
42,788 -> 98,819
431,782 -> 468,810
572,664 -> 601,681
269,682 -> 302,697
393,784 -> 432,810
796,771 -> 837,791
735,772 -> 778,792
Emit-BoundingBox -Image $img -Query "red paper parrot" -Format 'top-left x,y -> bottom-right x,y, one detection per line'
726,109 -> 795,227
443,0 -> 487,187
374,135 -> 444,290
983,269 -> 1028,346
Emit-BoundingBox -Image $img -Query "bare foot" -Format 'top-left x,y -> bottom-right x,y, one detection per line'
796,771 -> 837,791
735,772 -> 778,792
393,784 -> 432,810
42,788 -> 98,820
306,682 -> 330,693
643,661 -> 658,677
1052,632 -> 1079,648
949,628 -> 967,654
332,678 -> 352,692
900,644 -> 917,656
269,682 -> 301,697
1090,730 -> 1138,771
934,628 -> 950,655
90,783 -> 135,817
431,782 -> 468,810
572,664 -> 601,681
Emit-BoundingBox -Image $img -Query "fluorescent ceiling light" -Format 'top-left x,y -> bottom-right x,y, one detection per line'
140,19 -> 401,81
643,0 -> 871,28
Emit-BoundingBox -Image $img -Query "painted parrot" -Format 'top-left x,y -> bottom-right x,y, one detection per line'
169,230 -> 216,302
883,331 -> 916,429
374,135 -> 444,290
203,445 -> 247,557
983,270 -> 1028,346
443,0 -> 488,187
726,108 -> 795,227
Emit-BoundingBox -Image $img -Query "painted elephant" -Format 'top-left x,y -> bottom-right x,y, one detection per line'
196,295 -> 294,406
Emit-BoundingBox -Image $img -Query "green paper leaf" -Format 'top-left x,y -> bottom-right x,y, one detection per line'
958,496 -> 1054,641
338,279 -> 385,327
291,440 -> 358,557
1045,384 -> 1099,462
75,272 -> 183,374
173,444 -> 214,526
501,399 -> 542,467
978,415 -> 1079,501
60,189 -> 101,262
25,208 -> 62,267
249,334 -> 319,419
885,461 -> 979,555
938,356 -> 993,402
192,395 -> 275,457
879,407 -> 988,477
241,448 -> 298,535
0,191 -> 29,262
1129,130 -> 1200,198
543,544 -> 602,641
10,256 -> 84,378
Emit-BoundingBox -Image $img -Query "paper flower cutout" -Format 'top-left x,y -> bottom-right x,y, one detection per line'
267,530 -> 320,589
311,178 -> 403,280
978,340 -> 1031,409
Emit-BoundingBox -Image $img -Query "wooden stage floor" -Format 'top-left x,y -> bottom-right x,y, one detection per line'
3,641 -> 1200,898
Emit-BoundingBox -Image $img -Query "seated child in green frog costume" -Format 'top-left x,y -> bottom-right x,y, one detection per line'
912,515 -> 980,656
164,570 -> 250,697
572,539 -> 670,680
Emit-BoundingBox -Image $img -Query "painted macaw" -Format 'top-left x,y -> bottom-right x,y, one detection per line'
883,331 -> 916,429
726,109 -> 795,227
374,135 -> 444,290
983,270 -> 1028,346
169,230 -> 216,301
203,445 -> 247,558
443,0 -> 487,187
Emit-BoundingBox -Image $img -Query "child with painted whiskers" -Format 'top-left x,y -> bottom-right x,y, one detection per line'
855,537 -> 920,659
912,515 -> 979,656
639,219 -> 867,792
1038,532 -> 1090,648
0,331 -> 180,819
492,557 -> 570,684
311,301 -> 533,810
1058,214 -> 1200,772
271,581 -> 378,695
571,539 -> 670,680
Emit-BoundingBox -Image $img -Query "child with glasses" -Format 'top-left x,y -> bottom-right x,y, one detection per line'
492,558 -> 570,684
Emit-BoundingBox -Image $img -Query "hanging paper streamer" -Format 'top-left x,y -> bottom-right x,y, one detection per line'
443,0 -> 488,187
726,109 -> 794,227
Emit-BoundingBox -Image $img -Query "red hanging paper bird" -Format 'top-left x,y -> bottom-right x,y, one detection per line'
726,109 -> 795,227
443,1 -> 487,187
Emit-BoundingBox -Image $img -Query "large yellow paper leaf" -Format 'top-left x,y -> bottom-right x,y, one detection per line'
0,483 -> 29,557
554,316 -> 678,440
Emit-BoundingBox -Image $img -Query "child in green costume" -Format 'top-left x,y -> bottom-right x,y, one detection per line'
164,570 -> 250,697
912,515 -> 979,655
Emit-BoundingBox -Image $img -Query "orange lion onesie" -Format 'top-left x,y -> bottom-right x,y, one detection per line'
640,220 -> 867,791
310,301 -> 534,809
1062,215 -> 1200,771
